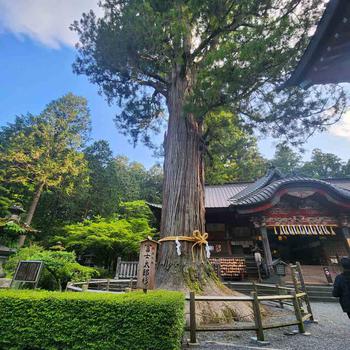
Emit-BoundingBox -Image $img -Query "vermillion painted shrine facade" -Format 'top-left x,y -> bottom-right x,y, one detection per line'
204,169 -> 350,278
150,169 -> 350,279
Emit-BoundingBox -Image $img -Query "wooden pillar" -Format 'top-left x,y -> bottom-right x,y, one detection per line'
341,227 -> 350,254
339,216 -> 350,255
260,226 -> 274,275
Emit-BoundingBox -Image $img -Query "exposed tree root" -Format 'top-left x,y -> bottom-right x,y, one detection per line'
156,260 -> 261,325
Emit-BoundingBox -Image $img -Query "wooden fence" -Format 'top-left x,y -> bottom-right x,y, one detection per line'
66,279 -> 134,292
186,282 -> 313,344
115,257 -> 138,280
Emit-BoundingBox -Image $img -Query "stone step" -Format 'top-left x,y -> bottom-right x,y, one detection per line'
224,282 -> 336,302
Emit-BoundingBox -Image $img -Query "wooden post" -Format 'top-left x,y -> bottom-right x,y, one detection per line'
340,219 -> 350,254
257,262 -> 262,283
252,281 -> 258,295
251,291 -> 264,342
296,262 -> 314,321
115,257 -> 122,280
292,292 -> 305,334
136,238 -> 158,290
260,226 -> 273,276
290,264 -> 300,293
106,278 -> 110,291
276,284 -> 284,309
189,292 -> 197,345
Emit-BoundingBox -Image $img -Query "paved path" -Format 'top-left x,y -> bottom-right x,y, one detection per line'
184,303 -> 350,350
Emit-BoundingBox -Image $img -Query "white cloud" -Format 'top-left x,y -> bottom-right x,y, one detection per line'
329,110 -> 350,138
0,0 -> 102,49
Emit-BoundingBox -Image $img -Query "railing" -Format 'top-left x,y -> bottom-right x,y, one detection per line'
115,257 -> 138,280
186,288 -> 313,344
66,279 -> 134,293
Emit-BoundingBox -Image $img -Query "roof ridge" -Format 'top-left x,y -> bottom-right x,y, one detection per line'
230,176 -> 350,207
229,168 -> 283,203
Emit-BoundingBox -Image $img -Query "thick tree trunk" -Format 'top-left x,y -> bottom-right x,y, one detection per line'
156,66 -> 208,290
18,182 -> 44,247
150,60 -> 255,324
155,67 -> 254,325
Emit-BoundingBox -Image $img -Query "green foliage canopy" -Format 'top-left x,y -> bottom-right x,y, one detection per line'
205,111 -> 267,184
301,149 -> 348,178
0,93 -> 91,226
57,201 -> 155,269
73,0 -> 347,146
271,145 -> 350,178
0,93 -> 90,192
271,144 -> 302,175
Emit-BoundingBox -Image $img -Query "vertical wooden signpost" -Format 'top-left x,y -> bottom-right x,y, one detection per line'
136,238 -> 158,291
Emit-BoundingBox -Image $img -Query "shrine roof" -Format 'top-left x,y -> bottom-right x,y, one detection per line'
147,172 -> 350,210
205,182 -> 250,208
284,0 -> 350,87
229,176 -> 350,208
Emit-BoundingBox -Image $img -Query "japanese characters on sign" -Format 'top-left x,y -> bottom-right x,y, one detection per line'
136,238 -> 158,290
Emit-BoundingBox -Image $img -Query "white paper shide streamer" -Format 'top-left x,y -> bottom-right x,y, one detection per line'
205,242 -> 211,259
175,237 -> 181,256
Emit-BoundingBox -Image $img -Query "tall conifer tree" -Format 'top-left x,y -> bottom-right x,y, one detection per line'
72,1 -> 347,290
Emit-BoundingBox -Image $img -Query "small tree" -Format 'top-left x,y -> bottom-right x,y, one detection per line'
58,201 -> 155,271
0,93 -> 90,246
73,0 -> 348,291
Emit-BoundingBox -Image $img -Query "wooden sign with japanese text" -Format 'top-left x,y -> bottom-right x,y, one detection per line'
136,238 -> 158,290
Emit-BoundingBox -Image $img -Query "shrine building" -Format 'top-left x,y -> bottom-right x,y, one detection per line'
150,169 -> 350,280
205,169 -> 350,278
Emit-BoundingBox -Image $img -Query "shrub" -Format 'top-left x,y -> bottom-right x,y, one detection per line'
5,245 -> 97,290
0,289 -> 185,350
58,203 -> 156,269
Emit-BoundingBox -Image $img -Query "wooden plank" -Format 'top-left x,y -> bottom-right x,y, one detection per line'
192,325 -> 257,332
262,321 -> 300,330
302,313 -> 312,322
292,291 -> 306,334
185,295 -> 253,302
251,291 -> 264,342
258,295 -> 294,301
296,262 -> 314,322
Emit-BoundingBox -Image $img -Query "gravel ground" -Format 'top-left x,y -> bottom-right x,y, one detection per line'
183,302 -> 350,350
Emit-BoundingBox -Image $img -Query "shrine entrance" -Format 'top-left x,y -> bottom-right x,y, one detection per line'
268,231 -> 346,265
248,188 -> 350,273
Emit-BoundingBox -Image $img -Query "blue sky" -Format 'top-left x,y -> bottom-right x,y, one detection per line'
1,0 -> 350,168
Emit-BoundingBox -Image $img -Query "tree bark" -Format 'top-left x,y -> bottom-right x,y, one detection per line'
156,65 -> 208,289
18,182 -> 44,247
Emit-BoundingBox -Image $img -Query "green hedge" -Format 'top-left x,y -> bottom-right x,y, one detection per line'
0,290 -> 185,350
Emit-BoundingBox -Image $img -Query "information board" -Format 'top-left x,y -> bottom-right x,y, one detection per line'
12,260 -> 43,286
